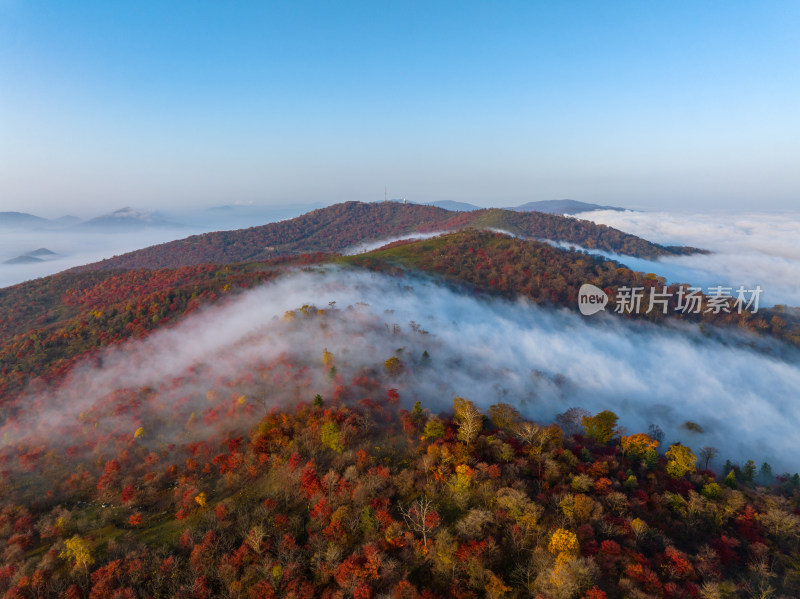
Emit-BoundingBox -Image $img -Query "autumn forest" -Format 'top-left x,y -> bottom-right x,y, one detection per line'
1,202 -> 799,599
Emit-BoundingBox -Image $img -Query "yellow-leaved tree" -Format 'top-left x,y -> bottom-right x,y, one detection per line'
60,535 -> 94,571
665,443 -> 697,479
620,433 -> 659,460
548,528 -> 579,563
384,356 -> 403,377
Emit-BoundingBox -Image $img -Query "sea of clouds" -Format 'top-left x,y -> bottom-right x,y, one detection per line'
579,210 -> 800,308
5,268 -> 800,474
0,228 -> 199,288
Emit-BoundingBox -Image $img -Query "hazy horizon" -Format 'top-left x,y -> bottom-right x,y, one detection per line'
4,197 -> 800,222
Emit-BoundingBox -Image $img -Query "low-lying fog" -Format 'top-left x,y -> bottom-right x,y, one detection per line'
0,228 -> 201,287
580,210 -> 800,308
0,203 -> 323,288
5,268 -> 800,474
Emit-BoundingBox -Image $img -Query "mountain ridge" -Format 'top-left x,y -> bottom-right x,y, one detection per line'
67,201 -> 702,273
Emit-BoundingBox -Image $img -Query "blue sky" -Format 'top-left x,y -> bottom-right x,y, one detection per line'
1,1 -> 798,216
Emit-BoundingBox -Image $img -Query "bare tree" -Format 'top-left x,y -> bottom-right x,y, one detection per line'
453,397 -> 482,446
514,422 -> 553,455
699,446 -> 719,470
400,496 -> 440,545
245,525 -> 266,554
556,407 -> 589,436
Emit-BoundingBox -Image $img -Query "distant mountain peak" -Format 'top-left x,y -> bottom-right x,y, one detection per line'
80,207 -> 182,230
27,248 -> 57,257
510,199 -> 626,214
2,247 -> 58,264
4,255 -> 44,265
0,211 -> 50,229
107,207 -> 155,220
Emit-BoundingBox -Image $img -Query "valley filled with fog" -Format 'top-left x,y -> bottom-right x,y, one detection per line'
6,267 -> 799,473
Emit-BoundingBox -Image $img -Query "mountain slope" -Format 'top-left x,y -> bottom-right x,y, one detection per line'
70,202 -> 700,273
342,230 -> 797,341
0,254 -> 327,403
2,229 -> 800,598
69,202 -> 452,271
439,208 -> 702,258
3,229 -> 793,415
0,268 -> 799,598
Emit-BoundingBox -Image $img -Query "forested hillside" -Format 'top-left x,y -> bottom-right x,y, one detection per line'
2,230 -> 797,422
0,254 -> 327,407
1,227 -> 799,599
68,202 -> 700,273
0,355 -> 798,598
344,230 -> 800,343
437,209 -> 703,259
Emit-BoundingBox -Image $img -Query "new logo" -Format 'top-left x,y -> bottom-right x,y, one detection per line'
578,284 -> 608,315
